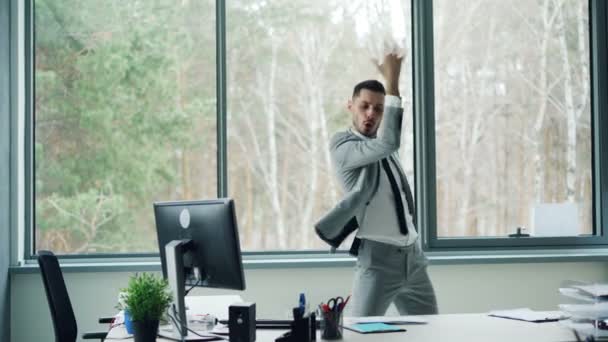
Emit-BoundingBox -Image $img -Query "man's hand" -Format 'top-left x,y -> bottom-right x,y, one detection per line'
375,53 -> 403,97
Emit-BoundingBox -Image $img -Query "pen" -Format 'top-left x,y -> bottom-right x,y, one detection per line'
299,293 -> 306,315
339,295 -> 351,312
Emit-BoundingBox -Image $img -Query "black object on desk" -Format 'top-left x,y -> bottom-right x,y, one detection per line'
274,308 -> 317,342
220,318 -> 320,330
229,302 -> 256,342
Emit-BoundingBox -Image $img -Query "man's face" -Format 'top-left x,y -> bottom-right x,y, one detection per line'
349,89 -> 385,137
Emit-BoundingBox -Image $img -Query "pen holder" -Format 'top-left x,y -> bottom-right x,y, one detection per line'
321,310 -> 343,340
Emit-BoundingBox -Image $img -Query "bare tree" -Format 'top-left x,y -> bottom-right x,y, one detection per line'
289,22 -> 343,246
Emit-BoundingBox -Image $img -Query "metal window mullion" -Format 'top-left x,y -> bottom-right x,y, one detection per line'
411,0 -> 437,249
24,0 -> 33,258
590,0 -> 608,239
216,0 -> 227,198
10,0 -> 19,264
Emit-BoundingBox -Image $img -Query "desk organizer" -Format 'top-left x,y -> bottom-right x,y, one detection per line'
559,280 -> 608,340
274,309 -> 316,342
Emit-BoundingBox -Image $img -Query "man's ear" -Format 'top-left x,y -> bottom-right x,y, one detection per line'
347,99 -> 353,112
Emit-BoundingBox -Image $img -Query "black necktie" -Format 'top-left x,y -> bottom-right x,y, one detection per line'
381,158 -> 409,235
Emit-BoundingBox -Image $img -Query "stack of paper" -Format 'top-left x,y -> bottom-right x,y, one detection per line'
559,282 -> 608,340
569,284 -> 608,300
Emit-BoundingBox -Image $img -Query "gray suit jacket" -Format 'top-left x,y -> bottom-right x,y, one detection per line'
315,105 -> 405,250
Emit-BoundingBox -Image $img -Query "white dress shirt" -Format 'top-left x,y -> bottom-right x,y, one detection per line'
352,95 -> 418,246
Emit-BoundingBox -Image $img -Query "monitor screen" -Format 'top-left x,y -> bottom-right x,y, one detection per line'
154,198 -> 245,291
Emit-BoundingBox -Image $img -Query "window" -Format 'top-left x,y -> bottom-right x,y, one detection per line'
32,0 -> 414,254
416,0 -> 608,249
26,0 -> 608,259
226,0 -> 414,251
433,0 -> 592,238
33,0 -> 216,254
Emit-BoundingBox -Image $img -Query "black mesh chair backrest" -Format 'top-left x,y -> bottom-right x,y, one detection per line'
37,250 -> 78,342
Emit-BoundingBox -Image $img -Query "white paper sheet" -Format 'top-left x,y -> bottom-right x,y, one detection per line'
489,308 -> 568,322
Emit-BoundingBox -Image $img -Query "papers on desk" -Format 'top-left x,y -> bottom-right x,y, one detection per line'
104,296 -> 242,341
559,303 -> 608,319
559,283 -> 608,320
488,308 -> 569,323
105,324 -> 226,341
559,320 -> 608,339
560,281 -> 608,341
105,325 -> 131,340
571,284 -> 608,299
344,315 -> 428,325
185,295 -> 243,321
560,287 -> 597,303
561,284 -> 608,303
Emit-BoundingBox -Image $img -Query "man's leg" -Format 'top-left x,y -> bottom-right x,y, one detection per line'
350,240 -> 403,316
393,242 -> 438,315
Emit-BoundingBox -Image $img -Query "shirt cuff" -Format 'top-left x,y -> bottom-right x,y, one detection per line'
385,95 -> 402,108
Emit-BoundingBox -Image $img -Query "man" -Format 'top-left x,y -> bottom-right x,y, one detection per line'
315,53 -> 438,316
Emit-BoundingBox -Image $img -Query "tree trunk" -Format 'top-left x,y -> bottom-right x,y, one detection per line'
556,0 -> 577,202
262,41 -> 287,249
533,0 -> 552,204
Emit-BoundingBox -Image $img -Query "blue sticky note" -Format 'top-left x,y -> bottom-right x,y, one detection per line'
347,322 -> 406,334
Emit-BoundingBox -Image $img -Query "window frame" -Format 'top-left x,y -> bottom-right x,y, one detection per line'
19,0 -> 608,263
414,0 -> 608,250
24,0 -> 33,260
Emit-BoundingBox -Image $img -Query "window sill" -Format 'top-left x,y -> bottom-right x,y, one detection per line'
9,248 -> 608,274
425,248 -> 608,264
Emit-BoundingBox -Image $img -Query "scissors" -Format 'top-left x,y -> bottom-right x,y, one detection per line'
326,296 -> 344,312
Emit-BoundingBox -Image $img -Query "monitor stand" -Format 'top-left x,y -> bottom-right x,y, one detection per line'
165,239 -> 194,340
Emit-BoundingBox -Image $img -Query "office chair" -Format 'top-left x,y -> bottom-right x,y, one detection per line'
37,250 -> 110,342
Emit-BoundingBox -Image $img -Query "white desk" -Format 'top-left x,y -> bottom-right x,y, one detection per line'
106,313 -> 578,341
336,313 -> 575,342
105,296 -> 577,342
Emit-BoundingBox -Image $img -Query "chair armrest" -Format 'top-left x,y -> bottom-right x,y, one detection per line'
82,331 -> 108,340
98,317 -> 114,324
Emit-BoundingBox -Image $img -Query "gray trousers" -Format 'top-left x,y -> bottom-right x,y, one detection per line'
350,239 -> 438,316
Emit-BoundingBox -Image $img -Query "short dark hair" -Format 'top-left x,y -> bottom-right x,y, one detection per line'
352,80 -> 385,98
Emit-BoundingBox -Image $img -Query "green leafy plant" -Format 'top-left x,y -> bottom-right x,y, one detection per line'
123,273 -> 172,322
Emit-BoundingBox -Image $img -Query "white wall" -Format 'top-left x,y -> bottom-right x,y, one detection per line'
11,261 -> 608,342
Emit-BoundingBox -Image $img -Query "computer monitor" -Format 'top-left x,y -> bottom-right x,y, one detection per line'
154,198 -> 246,338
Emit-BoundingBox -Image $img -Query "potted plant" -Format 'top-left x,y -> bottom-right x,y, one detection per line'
123,273 -> 173,342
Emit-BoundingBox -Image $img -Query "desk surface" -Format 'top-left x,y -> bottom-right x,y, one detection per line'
106,313 -> 577,342
104,296 -> 577,342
